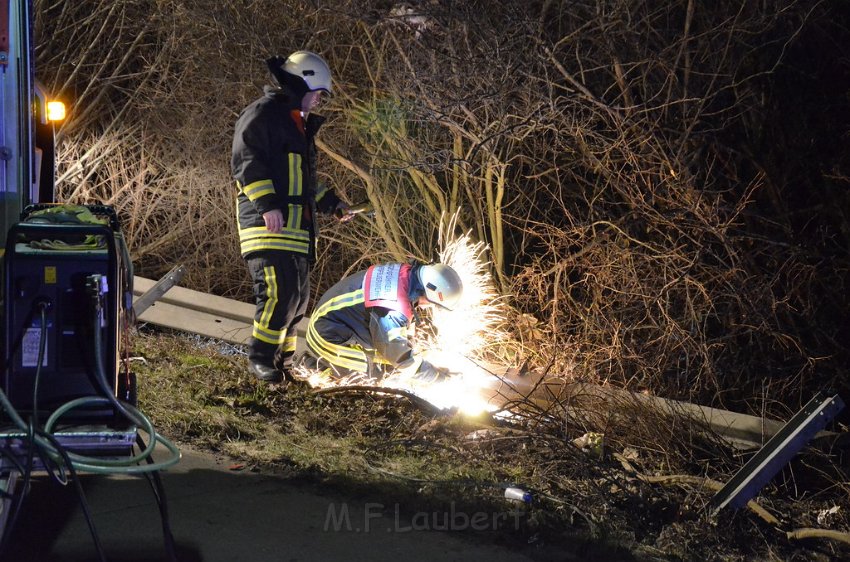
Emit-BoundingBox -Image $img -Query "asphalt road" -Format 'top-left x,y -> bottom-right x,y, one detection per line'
2,444 -> 557,562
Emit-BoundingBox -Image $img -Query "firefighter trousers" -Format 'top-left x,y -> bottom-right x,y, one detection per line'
245,251 -> 309,371
306,316 -> 395,380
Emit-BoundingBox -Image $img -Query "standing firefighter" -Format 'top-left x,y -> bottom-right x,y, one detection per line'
232,51 -> 351,383
306,262 -> 463,381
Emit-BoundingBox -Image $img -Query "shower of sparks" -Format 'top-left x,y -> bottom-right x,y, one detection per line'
427,216 -> 511,360
297,215 -> 516,415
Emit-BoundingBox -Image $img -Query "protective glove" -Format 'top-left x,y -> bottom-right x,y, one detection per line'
333,201 -> 356,223
414,360 -> 450,383
334,200 -> 374,222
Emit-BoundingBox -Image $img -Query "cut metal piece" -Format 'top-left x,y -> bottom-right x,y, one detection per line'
709,391 -> 845,516
132,264 -> 186,317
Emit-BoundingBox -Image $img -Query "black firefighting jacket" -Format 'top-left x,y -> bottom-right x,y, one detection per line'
231,85 -> 340,259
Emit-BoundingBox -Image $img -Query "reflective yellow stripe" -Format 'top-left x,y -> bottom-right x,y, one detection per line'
316,183 -> 329,202
281,334 -> 297,352
253,320 -> 282,344
241,239 -> 309,254
306,323 -> 364,361
313,289 -> 364,318
288,204 -> 302,231
306,288 -> 369,371
243,240 -> 307,253
286,154 -> 304,230
306,322 -> 368,371
240,179 -> 275,201
259,266 -> 278,329
307,330 -> 366,358
238,226 -> 311,254
239,226 -> 309,241
288,154 -> 302,197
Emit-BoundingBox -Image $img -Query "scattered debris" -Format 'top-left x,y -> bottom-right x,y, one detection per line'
572,432 -> 604,458
818,506 -> 842,527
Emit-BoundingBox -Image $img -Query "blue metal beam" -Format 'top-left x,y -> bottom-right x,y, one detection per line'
710,392 -> 845,515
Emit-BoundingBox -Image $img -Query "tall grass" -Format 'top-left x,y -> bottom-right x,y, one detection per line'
34,0 -> 850,416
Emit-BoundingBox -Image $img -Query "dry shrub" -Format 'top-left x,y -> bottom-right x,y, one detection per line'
34,0 -> 850,417
498,1 -> 849,411
325,1 -> 850,414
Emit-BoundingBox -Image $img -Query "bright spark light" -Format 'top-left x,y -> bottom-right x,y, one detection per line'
383,352 -> 500,415
299,215 -> 514,415
385,219 -> 513,414
427,218 -> 510,359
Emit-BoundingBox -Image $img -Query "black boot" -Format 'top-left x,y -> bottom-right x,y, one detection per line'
248,361 -> 283,383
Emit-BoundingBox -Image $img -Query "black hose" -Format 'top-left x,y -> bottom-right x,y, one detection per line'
89,277 -> 177,561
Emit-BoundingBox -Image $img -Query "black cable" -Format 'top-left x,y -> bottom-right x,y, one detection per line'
24,304 -> 69,486
86,276 -> 143,428
31,303 -> 49,428
0,305 -> 38,392
136,434 -> 178,562
0,301 -> 108,561
0,421 -> 36,558
34,429 -> 107,562
28,305 -> 69,488
0,303 -> 49,558
0,447 -> 26,486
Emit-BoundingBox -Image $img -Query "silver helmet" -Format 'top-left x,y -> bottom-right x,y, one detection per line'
417,264 -> 463,311
283,51 -> 332,94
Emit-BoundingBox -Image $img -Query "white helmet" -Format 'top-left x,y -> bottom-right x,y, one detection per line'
417,264 -> 463,311
283,51 -> 332,94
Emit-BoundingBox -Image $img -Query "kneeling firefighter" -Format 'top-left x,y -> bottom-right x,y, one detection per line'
305,262 -> 463,381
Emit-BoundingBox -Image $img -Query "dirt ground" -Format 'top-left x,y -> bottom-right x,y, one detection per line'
114,330 -> 850,562
4,443 -> 622,562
